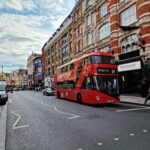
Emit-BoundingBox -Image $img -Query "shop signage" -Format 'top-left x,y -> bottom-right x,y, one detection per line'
118,61 -> 141,72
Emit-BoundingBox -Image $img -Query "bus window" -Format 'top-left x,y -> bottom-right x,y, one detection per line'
82,77 -> 93,89
84,57 -> 91,65
91,56 -> 115,64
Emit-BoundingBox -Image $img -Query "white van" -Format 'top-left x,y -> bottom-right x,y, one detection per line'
0,80 -> 8,105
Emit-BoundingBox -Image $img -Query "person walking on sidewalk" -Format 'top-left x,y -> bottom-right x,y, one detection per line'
145,81 -> 150,104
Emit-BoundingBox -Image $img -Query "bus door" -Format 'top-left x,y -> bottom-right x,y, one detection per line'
81,76 -> 94,102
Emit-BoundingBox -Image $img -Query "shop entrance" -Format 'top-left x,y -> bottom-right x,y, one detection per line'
119,70 -> 142,95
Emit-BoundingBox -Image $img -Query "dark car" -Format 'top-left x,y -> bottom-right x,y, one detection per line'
43,88 -> 54,96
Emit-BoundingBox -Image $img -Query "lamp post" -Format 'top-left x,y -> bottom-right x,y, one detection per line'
1,66 -> 3,80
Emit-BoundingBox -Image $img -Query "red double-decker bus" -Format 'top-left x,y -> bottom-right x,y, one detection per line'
54,52 -> 120,104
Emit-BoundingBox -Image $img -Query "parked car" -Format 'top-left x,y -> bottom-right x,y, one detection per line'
43,88 -> 54,96
0,80 -> 8,105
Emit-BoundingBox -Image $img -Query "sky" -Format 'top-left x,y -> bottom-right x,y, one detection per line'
0,0 -> 75,73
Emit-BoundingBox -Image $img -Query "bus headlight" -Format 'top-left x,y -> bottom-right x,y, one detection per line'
96,96 -> 100,101
1,94 -> 7,98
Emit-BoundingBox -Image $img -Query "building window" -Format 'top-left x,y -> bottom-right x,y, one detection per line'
86,15 -> 91,26
62,46 -> 68,57
91,12 -> 96,25
62,34 -> 68,45
75,42 -> 78,53
48,68 -> 50,76
80,40 -> 83,50
87,0 -> 93,7
99,23 -> 110,40
70,42 -> 73,52
121,5 -> 137,26
91,31 -> 95,44
52,48 -> 54,64
121,34 -> 139,54
100,45 -> 111,53
100,2 -> 107,18
87,32 -> 91,45
78,24 -> 82,35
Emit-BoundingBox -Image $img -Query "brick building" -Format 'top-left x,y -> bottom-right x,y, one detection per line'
43,0 -> 150,96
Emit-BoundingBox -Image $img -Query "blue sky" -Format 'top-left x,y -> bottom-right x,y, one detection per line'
0,0 -> 75,73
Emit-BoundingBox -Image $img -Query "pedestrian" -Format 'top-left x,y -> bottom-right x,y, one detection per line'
145,81 -> 150,104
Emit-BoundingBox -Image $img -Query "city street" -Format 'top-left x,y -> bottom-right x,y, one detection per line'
6,91 -> 150,150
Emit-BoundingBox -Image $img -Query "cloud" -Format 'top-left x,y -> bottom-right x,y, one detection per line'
0,0 -> 75,73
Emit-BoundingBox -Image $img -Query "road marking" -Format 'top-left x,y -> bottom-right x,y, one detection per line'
97,142 -> 103,146
116,107 -> 150,112
130,133 -> 135,136
114,138 -> 120,141
53,106 -> 80,120
120,103 -> 147,108
41,102 -> 80,120
143,130 -> 148,133
11,111 -> 29,130
9,99 -> 12,104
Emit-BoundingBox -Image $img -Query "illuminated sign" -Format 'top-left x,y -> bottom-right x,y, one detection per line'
97,68 -> 117,74
118,61 -> 141,72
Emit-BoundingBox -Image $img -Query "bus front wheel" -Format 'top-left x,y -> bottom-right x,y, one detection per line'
77,93 -> 82,104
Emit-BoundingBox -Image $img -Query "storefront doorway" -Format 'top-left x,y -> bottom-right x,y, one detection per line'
119,70 -> 142,95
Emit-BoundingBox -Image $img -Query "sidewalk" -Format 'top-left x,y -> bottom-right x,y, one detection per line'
0,103 -> 7,150
120,95 -> 150,106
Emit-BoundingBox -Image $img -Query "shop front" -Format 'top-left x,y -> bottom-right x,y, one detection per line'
118,57 -> 150,97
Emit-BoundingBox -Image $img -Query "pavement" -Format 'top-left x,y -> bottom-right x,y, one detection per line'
0,94 -> 149,150
0,103 -> 7,150
120,95 -> 150,106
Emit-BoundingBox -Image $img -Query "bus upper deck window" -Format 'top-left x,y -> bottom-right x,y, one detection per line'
84,57 -> 91,65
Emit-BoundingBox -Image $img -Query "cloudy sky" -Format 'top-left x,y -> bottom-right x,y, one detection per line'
0,0 -> 75,73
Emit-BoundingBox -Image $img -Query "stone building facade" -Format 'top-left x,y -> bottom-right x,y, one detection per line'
43,0 -> 150,96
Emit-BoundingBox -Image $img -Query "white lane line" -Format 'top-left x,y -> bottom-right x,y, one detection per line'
78,148 -> 83,150
119,103 -> 147,108
104,107 -> 117,110
11,111 -> 29,130
9,99 -> 12,104
116,107 -> 150,112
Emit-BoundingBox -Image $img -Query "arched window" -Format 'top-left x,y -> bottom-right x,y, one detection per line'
132,43 -> 137,51
122,46 -> 126,54
126,44 -> 131,52
99,23 -> 110,40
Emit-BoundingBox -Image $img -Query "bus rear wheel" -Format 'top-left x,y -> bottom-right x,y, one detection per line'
77,93 -> 82,104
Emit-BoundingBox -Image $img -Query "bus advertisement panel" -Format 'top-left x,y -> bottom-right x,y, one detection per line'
54,52 -> 120,104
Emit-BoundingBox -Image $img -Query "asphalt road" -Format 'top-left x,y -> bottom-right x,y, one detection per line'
6,91 -> 150,150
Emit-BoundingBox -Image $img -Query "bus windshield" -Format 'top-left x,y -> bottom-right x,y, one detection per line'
0,85 -> 5,91
92,76 -> 119,95
91,55 -> 115,64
